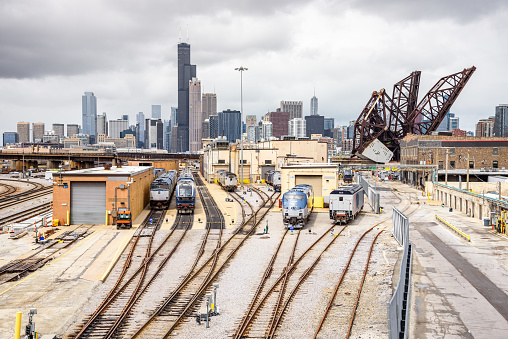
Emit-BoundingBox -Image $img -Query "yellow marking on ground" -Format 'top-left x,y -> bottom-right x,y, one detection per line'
435,214 -> 471,242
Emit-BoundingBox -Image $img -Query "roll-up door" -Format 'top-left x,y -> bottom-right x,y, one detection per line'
295,175 -> 322,197
71,182 -> 106,225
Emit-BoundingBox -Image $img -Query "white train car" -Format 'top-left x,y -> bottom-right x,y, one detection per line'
329,184 -> 364,224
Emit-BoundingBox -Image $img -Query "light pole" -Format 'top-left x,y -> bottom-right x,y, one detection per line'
235,66 -> 248,189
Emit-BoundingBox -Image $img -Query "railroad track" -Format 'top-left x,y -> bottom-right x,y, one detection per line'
0,224 -> 94,284
70,209 -> 169,338
0,182 -> 17,197
0,201 -> 53,225
129,189 -> 279,338
0,185 -> 52,210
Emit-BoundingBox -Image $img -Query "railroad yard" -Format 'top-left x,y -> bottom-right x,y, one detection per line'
0,172 -> 508,339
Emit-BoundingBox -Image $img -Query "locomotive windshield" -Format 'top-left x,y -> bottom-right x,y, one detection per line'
179,186 -> 193,196
284,193 -> 304,200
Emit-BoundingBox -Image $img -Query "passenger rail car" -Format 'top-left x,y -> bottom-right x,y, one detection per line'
176,171 -> 196,213
282,184 -> 314,228
218,171 -> 238,192
329,184 -> 364,224
343,170 -> 354,184
267,171 -> 281,191
150,170 -> 178,209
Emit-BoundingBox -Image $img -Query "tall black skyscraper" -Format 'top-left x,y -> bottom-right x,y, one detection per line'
177,42 -> 196,152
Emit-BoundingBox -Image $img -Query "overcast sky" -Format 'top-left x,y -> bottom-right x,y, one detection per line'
1,0 -> 507,140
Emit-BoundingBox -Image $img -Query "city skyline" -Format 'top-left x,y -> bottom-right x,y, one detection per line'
1,1 -> 508,139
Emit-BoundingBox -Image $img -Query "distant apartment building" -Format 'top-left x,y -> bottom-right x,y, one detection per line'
163,120 -> 171,152
82,92 -> 97,143
476,117 -> 495,137
152,105 -> 162,119
305,115 -> 324,138
494,105 -> 508,137
171,107 -> 178,127
3,132 -> 18,146
51,124 -> 64,138
310,93 -> 318,116
342,139 -> 353,152
269,111 -> 290,139
202,119 -> 210,139
32,122 -> 45,143
97,113 -> 108,135
247,125 -> 258,143
202,93 -> 217,122
43,130 -> 59,143
17,122 -> 30,143
67,124 -> 79,137
288,118 -> 306,138
109,119 -> 129,138
280,101 -> 303,120
189,78 -> 202,152
347,120 -> 355,140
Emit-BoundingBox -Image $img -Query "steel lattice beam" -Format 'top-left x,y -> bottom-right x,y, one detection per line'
352,66 -> 475,162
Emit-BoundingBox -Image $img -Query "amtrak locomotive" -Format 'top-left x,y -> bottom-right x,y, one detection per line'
176,170 -> 196,213
329,184 -> 364,224
282,184 -> 314,228
149,170 -> 178,209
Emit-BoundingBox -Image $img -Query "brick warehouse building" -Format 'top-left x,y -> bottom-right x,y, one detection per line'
52,166 -> 154,226
400,135 -> 508,170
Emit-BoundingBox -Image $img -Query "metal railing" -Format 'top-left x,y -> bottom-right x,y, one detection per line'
388,207 -> 412,339
355,172 -> 380,214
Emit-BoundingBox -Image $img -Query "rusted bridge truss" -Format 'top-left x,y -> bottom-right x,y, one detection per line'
352,66 -> 476,161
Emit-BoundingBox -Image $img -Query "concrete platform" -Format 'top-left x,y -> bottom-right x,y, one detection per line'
199,174 -> 239,229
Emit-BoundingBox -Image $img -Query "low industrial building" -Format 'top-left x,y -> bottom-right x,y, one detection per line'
201,138 -> 329,183
52,166 -> 154,226
281,164 -> 339,207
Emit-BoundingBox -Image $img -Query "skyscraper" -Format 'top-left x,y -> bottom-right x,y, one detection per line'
122,114 -> 129,125
177,42 -> 196,152
202,93 -> 217,122
305,115 -> 324,137
136,112 -> 145,148
269,111 -> 290,139
97,113 -> 107,135
152,105 -> 161,119
209,115 -> 219,139
52,123 -> 65,137
82,92 -> 97,143
281,101 -> 303,120
189,78 -> 202,152
67,124 -> 79,137
324,117 -> 334,130
218,109 -> 241,143
495,105 -> 508,137
3,132 -> 18,146
32,123 -> 45,143
171,107 -> 178,127
246,115 -> 257,130
310,91 -> 318,116
109,119 -> 129,138
261,121 -> 273,141
163,120 -> 171,152
145,118 -> 163,149
476,118 -> 495,137
288,118 -> 306,138
17,122 -> 30,143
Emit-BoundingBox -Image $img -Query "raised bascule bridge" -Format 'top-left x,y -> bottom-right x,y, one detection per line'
352,66 -> 476,163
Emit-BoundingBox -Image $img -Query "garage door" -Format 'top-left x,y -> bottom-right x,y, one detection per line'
295,175 -> 322,197
71,182 -> 106,225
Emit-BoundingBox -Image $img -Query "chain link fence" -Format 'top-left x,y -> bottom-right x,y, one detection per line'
388,207 -> 412,339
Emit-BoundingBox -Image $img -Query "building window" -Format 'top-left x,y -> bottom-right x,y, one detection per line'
450,161 -> 455,169
469,161 -> 474,169
241,160 -> 247,164
218,159 -> 225,164
438,161 -> 443,169
449,148 -> 455,156
493,148 -> 499,156
265,160 -> 272,164
493,161 -> 499,169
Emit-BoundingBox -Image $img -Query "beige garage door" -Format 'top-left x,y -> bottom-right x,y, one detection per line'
295,175 -> 322,197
